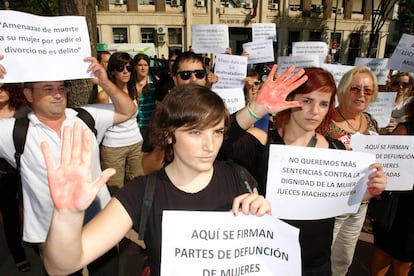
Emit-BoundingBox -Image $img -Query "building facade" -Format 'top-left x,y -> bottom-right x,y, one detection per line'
96,0 -> 395,65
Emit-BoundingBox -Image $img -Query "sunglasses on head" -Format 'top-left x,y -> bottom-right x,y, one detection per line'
349,85 -> 374,96
392,81 -> 410,89
114,65 -> 133,73
176,70 -> 206,80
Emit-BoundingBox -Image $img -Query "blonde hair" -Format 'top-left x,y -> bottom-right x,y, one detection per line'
337,66 -> 378,103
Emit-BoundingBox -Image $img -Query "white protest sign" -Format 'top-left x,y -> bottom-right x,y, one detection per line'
277,55 -> 320,76
365,92 -> 397,128
242,40 -> 275,64
321,64 -> 355,87
191,25 -> 229,54
266,145 -> 375,220
355,58 -> 390,85
212,54 -> 247,89
213,88 -> 245,113
161,211 -> 301,276
0,10 -> 91,82
351,135 -> 414,191
252,23 -> 277,42
388,33 -> 414,73
292,41 -> 329,65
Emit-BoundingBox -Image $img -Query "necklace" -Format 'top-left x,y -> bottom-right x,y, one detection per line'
338,108 -> 362,133
306,133 -> 317,147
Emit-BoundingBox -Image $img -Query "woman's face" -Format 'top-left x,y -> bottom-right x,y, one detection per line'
135,59 -> 149,79
171,119 -> 225,173
0,87 -> 11,104
341,72 -> 374,113
392,75 -> 411,97
290,90 -> 331,132
112,63 -> 132,84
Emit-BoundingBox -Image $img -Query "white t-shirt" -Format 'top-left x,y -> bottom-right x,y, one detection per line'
0,105 -> 114,243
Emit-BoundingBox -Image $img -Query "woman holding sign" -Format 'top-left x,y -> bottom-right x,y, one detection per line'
327,66 -> 383,276
370,98 -> 414,276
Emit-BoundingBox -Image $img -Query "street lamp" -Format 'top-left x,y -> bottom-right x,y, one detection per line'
332,0 -> 339,56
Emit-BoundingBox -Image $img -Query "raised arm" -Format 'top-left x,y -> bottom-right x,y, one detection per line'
42,122 -> 132,275
236,65 -> 308,129
84,57 -> 136,125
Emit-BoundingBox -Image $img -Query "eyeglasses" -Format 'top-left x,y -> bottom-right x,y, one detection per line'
247,81 -> 261,86
349,85 -> 374,96
176,70 -> 206,80
31,85 -> 67,94
392,81 -> 410,89
114,65 -> 133,73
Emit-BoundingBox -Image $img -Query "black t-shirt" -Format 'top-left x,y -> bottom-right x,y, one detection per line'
114,161 -> 257,276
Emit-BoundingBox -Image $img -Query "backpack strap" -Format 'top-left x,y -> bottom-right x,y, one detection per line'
12,108 -> 96,172
139,171 -> 158,240
73,107 -> 97,137
227,160 -> 253,193
13,117 -> 30,171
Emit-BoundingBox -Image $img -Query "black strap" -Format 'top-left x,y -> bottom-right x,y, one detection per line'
12,108 -> 96,172
13,117 -> 30,171
73,107 -> 97,137
139,172 -> 158,240
227,160 -> 253,193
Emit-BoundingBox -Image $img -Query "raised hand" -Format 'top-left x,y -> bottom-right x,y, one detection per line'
364,163 -> 387,200
41,122 -> 115,212
84,57 -> 109,87
255,65 -> 308,114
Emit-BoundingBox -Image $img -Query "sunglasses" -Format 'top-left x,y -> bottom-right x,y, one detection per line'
349,85 -> 374,96
176,70 -> 206,80
248,81 -> 261,86
392,81 -> 410,89
114,65 -> 133,72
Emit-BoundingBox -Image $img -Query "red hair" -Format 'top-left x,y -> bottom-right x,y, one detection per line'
275,67 -> 336,135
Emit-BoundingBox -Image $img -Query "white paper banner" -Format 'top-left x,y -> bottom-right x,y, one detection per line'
0,10 -> 92,82
351,135 -> 414,191
354,58 -> 390,85
292,41 -> 329,65
212,54 -> 247,89
191,25 -> 229,54
252,23 -> 277,42
161,211 -> 301,276
277,55 -> 320,76
388,33 -> 414,73
213,88 -> 245,114
266,145 -> 375,220
321,64 -> 355,87
365,92 -> 397,128
242,40 -> 275,64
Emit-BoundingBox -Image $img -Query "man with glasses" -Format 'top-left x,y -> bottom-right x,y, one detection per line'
0,54 -> 137,275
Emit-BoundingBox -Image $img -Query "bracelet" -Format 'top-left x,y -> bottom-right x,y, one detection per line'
247,102 -> 262,120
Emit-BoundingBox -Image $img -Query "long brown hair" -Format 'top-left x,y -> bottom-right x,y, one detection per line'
275,67 -> 336,135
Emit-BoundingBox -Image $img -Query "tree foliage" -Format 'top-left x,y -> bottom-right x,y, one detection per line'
1,0 -> 58,15
367,0 -> 398,57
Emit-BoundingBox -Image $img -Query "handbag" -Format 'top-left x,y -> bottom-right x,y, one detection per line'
367,191 -> 399,232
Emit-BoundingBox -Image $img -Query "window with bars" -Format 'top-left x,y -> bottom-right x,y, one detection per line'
168,28 -> 182,44
113,28 -> 128,43
141,28 -> 155,43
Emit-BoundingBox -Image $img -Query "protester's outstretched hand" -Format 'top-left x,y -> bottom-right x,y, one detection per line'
363,163 -> 387,200
0,55 -> 6,79
254,65 -> 308,114
232,189 -> 271,217
84,57 -> 110,87
41,122 -> 115,211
